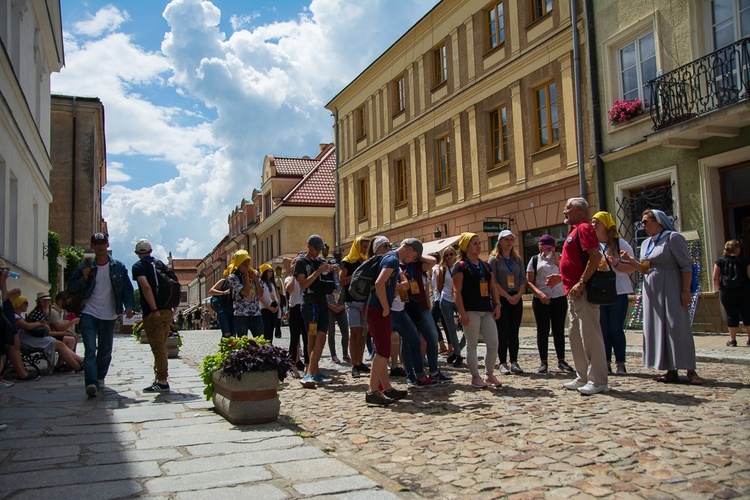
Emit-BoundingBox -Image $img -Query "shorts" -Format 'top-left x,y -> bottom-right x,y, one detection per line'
366,306 -> 391,359
301,301 -> 330,334
345,301 -> 366,329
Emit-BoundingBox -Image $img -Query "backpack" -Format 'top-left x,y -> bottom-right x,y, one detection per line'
720,257 -> 744,289
348,255 -> 385,302
210,278 -> 231,312
152,260 -> 181,309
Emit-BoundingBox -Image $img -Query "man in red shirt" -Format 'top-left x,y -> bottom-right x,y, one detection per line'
547,197 -> 609,395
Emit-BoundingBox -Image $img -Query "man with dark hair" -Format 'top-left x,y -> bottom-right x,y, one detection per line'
132,238 -> 173,393
69,233 -> 135,397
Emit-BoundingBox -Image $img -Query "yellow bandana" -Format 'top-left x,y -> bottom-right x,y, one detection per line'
458,232 -> 477,253
592,212 -> 620,238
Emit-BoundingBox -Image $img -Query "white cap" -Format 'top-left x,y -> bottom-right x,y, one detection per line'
135,239 -> 152,254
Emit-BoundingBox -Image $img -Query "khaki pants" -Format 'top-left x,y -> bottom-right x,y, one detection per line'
144,310 -> 172,381
567,293 -> 608,386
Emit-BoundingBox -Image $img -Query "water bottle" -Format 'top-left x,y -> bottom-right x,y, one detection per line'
4,270 -> 20,279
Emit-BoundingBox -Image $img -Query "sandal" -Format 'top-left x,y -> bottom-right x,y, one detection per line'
656,370 -> 679,383
687,371 -> 703,385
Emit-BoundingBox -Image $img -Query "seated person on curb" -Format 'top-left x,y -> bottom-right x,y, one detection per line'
13,295 -> 83,373
0,264 -> 40,381
48,291 -> 81,350
27,292 -> 78,353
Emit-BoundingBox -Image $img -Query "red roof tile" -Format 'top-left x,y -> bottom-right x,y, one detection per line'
272,156 -> 317,177
281,146 -> 336,206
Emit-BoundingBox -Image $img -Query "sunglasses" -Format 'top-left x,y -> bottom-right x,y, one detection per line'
444,252 -> 456,257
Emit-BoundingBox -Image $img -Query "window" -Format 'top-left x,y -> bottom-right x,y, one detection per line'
712,0 -> 750,49
358,177 -> 368,220
487,2 -> 505,50
395,158 -> 408,205
618,31 -> 656,106
530,0 -> 553,22
489,106 -> 509,167
534,82 -> 558,149
436,136 -> 451,191
433,43 -> 448,87
394,74 -> 406,114
356,105 -> 366,139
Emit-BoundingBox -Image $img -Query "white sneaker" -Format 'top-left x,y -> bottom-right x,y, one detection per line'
563,378 -> 587,390
577,381 -> 610,395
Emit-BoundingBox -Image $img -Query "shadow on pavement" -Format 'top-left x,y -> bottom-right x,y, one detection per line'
606,389 -> 707,406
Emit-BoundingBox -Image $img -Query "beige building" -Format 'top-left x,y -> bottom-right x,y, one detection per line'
0,1 -> 64,295
590,0 -> 750,331
326,0 -> 588,259
49,95 -> 107,248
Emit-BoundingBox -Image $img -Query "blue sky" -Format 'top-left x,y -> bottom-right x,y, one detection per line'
52,0 -> 439,273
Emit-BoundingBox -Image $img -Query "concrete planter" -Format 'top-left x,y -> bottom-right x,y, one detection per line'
167,336 -> 179,358
139,332 -> 149,344
212,370 -> 280,425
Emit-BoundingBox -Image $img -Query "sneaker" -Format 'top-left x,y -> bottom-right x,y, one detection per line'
409,375 -> 435,388
97,380 -> 105,388
577,381 -> 610,395
607,364 -> 613,375
727,339 -> 738,347
290,367 -> 301,378
17,374 -> 41,381
358,364 -> 371,373
0,378 -> 14,388
484,375 -> 502,388
471,376 -> 488,388
296,360 -> 306,371
431,371 -> 452,382
389,366 -> 407,377
557,360 -> 575,373
351,366 -> 360,378
0,423 -> 7,431
615,363 -> 627,375
452,355 -> 464,368
343,355 -> 351,362
499,364 -> 511,375
313,373 -> 332,384
86,384 -> 97,397
331,356 -> 341,363
365,390 -> 394,406
537,362 -> 548,374
383,387 -> 408,400
143,381 -> 170,393
510,362 -> 524,374
563,378 -> 587,390
446,353 -> 457,364
300,374 -> 316,389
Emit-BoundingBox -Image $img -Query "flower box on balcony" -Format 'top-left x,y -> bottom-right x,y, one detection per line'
608,98 -> 643,125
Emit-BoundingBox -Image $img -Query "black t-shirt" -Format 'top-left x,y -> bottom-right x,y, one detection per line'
294,257 -> 327,302
341,260 -> 362,303
716,255 -> 750,292
452,258 -> 493,312
132,256 -> 158,315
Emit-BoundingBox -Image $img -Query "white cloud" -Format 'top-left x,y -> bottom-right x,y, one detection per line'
72,4 -> 130,37
53,0 -> 438,273
229,12 -> 260,31
105,161 -> 131,183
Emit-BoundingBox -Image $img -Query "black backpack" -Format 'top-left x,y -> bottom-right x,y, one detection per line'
721,257 -> 744,289
348,255 -> 385,302
152,260 -> 181,309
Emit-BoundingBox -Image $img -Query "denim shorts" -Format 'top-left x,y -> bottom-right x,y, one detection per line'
345,301 -> 366,329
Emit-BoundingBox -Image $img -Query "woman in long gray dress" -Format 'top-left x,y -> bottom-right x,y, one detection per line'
620,209 -> 702,384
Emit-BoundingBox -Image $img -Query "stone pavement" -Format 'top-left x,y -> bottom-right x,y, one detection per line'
0,335 -> 401,499
1,327 -> 749,499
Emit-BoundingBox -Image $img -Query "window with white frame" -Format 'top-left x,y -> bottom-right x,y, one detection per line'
618,31 -> 657,107
712,0 -> 750,49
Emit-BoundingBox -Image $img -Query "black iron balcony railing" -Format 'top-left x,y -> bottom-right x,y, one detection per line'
647,36 -> 750,130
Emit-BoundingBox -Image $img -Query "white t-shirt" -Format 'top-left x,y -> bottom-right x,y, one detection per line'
82,262 -> 117,320
526,252 -> 565,299
600,239 -> 635,295
259,281 -> 278,310
440,265 -> 455,303
284,276 -> 303,307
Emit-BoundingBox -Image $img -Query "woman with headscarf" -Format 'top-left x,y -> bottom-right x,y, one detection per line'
226,250 -> 264,338
453,232 -> 502,388
339,236 -> 371,377
258,263 -> 280,343
591,212 -> 636,375
619,209 -> 702,384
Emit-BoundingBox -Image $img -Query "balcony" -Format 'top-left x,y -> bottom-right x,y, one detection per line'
648,36 -> 749,131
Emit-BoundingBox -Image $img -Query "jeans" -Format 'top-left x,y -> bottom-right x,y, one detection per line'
532,296 -> 568,362
496,295 -> 524,364
391,309 -> 426,378
144,309 -> 172,381
261,308 -> 276,342
411,309 -> 439,374
80,313 -> 116,388
216,308 -> 234,337
599,293 -> 629,364
327,307 -> 349,358
234,315 -> 264,338
431,299 -> 447,342
439,299 -> 463,355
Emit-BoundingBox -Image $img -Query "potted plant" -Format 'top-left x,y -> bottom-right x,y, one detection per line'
200,336 -> 293,424
132,322 -> 149,344
608,98 -> 643,125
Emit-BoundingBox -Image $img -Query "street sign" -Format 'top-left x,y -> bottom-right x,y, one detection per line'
483,221 -> 508,233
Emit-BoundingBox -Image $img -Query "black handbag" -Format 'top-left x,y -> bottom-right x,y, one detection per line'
587,259 -> 617,305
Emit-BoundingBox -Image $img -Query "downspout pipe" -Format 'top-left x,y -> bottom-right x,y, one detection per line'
585,0 -> 607,210
71,97 -> 77,245
333,108 -> 341,260
571,0 -> 586,198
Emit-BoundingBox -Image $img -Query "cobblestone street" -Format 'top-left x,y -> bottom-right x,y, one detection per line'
180,328 -> 750,499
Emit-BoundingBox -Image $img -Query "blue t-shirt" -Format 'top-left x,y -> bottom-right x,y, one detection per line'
368,251 -> 400,309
